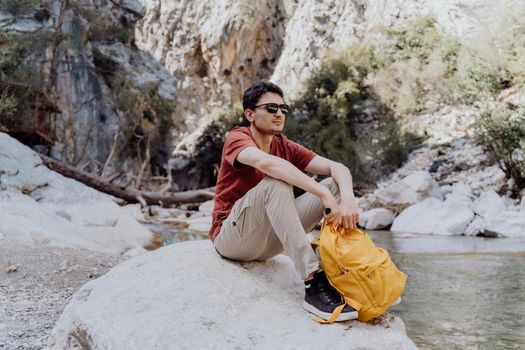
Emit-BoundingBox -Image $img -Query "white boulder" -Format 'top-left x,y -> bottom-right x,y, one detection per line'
391,197 -> 474,235
198,199 -> 214,215
186,215 -> 212,233
0,133 -> 152,253
465,211 -> 525,238
360,208 -> 395,230
472,189 -> 507,218
47,241 -> 418,350
377,171 -> 443,205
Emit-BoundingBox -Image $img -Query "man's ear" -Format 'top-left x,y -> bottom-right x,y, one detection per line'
244,109 -> 254,123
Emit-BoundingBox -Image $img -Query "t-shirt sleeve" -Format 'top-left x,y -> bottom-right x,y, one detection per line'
286,139 -> 317,171
223,130 -> 257,168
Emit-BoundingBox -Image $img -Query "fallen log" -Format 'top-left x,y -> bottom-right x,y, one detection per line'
39,154 -> 215,207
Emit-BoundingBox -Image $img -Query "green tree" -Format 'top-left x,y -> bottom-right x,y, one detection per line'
474,108 -> 525,193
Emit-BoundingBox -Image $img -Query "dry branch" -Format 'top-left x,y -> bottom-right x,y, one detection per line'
39,154 -> 215,207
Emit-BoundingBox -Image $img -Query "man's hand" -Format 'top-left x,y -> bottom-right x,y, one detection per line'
322,193 -> 360,229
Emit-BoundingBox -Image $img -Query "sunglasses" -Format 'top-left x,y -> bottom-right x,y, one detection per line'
254,103 -> 290,116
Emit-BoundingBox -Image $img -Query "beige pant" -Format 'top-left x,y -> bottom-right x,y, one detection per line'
214,177 -> 340,279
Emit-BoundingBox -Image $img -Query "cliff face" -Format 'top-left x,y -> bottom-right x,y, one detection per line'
135,0 -> 519,152
135,0 -> 289,152
1,0 -> 178,181
2,0 -> 521,189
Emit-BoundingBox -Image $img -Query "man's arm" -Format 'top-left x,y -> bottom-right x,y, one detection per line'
236,148 -> 359,228
304,155 -> 359,229
236,147 -> 339,213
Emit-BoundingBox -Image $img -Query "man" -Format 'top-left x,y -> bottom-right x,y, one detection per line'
209,80 -> 360,321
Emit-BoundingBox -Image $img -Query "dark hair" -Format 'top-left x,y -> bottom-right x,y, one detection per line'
242,80 -> 284,110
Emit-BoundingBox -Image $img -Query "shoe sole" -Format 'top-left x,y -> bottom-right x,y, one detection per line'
302,301 -> 358,322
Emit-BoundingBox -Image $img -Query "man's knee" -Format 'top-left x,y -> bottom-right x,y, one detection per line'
321,177 -> 340,197
261,177 -> 293,197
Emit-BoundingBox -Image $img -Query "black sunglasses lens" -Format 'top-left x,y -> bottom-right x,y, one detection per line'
280,104 -> 289,115
265,104 -> 279,113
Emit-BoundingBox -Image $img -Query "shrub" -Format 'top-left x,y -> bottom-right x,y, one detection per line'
0,89 -> 18,126
284,52 -> 422,186
0,0 -> 38,16
191,106 -> 247,182
474,108 -> 525,193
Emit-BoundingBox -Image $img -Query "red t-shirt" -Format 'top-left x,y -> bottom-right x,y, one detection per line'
209,126 -> 317,241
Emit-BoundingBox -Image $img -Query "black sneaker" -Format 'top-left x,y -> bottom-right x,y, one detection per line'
303,270 -> 358,321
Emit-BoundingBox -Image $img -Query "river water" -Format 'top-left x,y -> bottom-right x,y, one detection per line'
369,231 -> 525,350
162,227 -> 525,350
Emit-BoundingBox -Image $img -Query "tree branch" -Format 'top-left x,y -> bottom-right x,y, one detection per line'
39,154 -> 215,206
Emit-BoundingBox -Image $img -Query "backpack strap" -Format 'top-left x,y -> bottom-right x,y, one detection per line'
312,297 -> 363,324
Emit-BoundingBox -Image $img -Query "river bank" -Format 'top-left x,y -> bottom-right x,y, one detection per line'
2,232 -> 524,349
0,239 -> 123,350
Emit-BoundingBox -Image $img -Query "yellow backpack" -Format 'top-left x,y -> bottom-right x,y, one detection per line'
313,222 -> 407,323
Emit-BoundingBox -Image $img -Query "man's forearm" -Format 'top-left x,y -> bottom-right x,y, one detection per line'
329,162 -> 355,201
257,156 -> 331,199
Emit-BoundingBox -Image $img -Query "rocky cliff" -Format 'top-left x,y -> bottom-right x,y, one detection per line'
135,0 -> 522,152
2,0 -> 523,190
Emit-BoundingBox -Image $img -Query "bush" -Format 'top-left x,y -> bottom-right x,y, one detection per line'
283,48 -> 422,186
0,89 -> 17,120
474,108 -> 525,193
0,0 -> 38,16
0,31 -> 59,131
191,107 -> 247,182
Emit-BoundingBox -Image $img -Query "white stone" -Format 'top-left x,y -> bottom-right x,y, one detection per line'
186,216 -> 212,232
378,171 -> 443,205
120,0 -> 145,15
0,133 -> 152,253
360,208 -> 395,230
47,241 -> 418,350
402,106 -> 477,145
123,247 -> 149,258
391,197 -> 474,235
472,189 -> 507,218
198,199 -> 214,215
451,182 -> 474,198
120,204 -> 146,222
465,211 -> 525,238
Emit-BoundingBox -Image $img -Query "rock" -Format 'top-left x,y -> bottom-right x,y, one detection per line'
119,0 -> 145,16
472,190 -> 507,218
123,247 -> 149,258
199,199 -> 214,215
377,171 -> 443,205
7,265 -> 18,273
0,133 -> 152,254
450,182 -> 474,199
120,204 -> 146,223
391,197 -> 474,235
465,211 -> 525,238
47,241 -> 418,350
360,208 -> 395,230
186,216 -> 212,233
404,107 -> 479,146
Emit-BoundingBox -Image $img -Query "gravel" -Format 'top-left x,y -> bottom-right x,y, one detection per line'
0,239 -> 123,350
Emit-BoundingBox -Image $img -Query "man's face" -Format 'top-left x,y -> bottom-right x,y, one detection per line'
246,92 -> 287,135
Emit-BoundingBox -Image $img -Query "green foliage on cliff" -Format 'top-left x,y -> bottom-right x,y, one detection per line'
192,106 -> 247,180
0,31 -> 61,131
0,0 -> 38,16
474,108 -> 525,192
